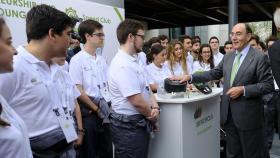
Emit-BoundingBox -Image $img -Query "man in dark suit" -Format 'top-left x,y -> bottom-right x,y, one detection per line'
269,8 -> 280,88
268,8 -> 280,141
174,23 -> 274,158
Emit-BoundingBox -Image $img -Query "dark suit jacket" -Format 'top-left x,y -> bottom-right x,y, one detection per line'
268,40 -> 280,88
192,46 -> 274,130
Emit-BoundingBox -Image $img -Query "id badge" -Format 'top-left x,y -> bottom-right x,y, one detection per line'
57,110 -> 78,143
100,87 -> 111,102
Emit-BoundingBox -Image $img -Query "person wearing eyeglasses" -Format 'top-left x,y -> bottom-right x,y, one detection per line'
192,44 -> 214,73
173,23 -> 274,158
69,19 -> 112,158
0,17 -> 32,158
165,39 -> 189,76
109,19 -> 159,158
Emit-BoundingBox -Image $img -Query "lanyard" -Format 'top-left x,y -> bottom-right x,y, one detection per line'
29,63 -> 71,117
53,70 -> 72,115
86,56 -> 108,90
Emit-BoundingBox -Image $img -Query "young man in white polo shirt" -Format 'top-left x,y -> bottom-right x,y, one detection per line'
0,4 -> 78,158
69,19 -> 112,158
209,36 -> 224,66
109,19 -> 160,158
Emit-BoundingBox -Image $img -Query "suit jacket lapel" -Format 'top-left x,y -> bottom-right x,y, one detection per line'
226,53 -> 236,87
232,47 -> 255,85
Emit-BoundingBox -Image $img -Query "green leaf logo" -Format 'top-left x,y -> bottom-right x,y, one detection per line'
65,7 -> 78,18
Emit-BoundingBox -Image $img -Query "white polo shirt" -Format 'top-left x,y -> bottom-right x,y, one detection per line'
213,52 -> 224,67
146,62 -> 171,85
56,69 -> 81,110
69,50 -> 108,98
0,46 -> 79,138
138,51 -> 147,66
192,61 -> 211,73
109,49 -> 152,115
0,95 -> 32,158
165,61 -> 187,76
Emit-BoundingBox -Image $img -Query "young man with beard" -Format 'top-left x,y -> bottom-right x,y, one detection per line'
0,4 -> 78,157
187,38 -> 200,74
158,34 -> 169,48
69,19 -> 112,158
109,19 -> 160,158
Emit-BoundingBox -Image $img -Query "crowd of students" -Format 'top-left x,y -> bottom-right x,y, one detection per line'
1,4 -> 280,158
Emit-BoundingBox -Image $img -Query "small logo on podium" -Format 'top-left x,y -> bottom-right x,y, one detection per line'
194,106 -> 202,119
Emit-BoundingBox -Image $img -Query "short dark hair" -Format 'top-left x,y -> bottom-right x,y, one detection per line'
117,19 -> 144,45
224,40 -> 232,47
26,4 -> 76,42
250,34 -> 260,44
148,37 -> 160,48
179,35 -> 192,44
146,44 -> 165,64
78,19 -> 103,44
191,38 -> 201,45
158,34 -> 168,41
192,36 -> 201,42
266,35 -> 278,46
259,41 -> 267,51
209,36 -> 219,44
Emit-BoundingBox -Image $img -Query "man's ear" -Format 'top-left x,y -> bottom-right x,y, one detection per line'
48,28 -> 56,40
127,33 -> 135,43
85,33 -> 91,41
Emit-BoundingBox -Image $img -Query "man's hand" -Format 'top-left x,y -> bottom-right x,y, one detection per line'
169,75 -> 191,83
74,132 -> 84,148
226,86 -> 244,99
147,109 -> 160,122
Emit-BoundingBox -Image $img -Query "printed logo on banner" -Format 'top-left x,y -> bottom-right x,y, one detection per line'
65,7 -> 78,18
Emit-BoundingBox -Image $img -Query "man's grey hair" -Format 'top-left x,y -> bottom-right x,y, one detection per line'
274,8 -> 280,29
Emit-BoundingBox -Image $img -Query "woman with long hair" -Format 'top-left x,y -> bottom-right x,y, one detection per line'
192,44 -> 214,72
0,17 -> 33,158
165,40 -> 188,76
146,44 -> 170,92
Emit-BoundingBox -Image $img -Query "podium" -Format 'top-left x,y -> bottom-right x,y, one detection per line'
148,88 -> 222,158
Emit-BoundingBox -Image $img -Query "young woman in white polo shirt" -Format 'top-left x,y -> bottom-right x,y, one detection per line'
0,17 -> 33,158
146,44 -> 170,92
165,40 -> 189,76
192,44 -> 215,73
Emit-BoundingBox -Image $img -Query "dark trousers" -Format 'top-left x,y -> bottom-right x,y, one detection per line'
225,109 -> 268,158
263,92 -> 277,149
77,112 -> 113,158
110,123 -> 150,158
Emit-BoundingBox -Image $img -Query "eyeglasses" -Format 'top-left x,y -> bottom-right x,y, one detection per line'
134,34 -> 145,40
229,32 -> 243,38
202,51 -> 211,54
92,32 -> 105,38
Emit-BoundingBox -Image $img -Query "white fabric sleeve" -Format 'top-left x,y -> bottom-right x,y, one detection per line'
69,58 -> 83,85
114,66 -> 141,97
